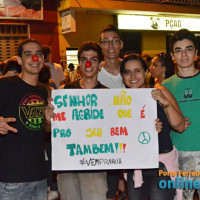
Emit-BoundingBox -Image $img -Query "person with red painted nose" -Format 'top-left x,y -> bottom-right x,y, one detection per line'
32,55 -> 39,62
47,41 -> 108,200
0,38 -> 48,200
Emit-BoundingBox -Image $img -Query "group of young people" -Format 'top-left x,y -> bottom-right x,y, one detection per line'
0,25 -> 199,200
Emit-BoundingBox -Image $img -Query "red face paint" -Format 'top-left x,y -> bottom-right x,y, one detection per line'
32,55 -> 39,62
85,61 -> 91,68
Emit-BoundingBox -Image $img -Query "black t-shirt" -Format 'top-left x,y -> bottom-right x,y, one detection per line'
157,102 -> 173,154
0,76 -> 48,182
62,79 -> 107,174
64,80 -> 106,89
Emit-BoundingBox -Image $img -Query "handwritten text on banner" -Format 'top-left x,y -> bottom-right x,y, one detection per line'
51,88 -> 158,170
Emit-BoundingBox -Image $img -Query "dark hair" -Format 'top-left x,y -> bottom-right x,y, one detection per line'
120,53 -> 148,74
155,53 -> 175,79
18,38 -> 42,58
42,45 -> 51,60
0,62 -> 4,75
99,24 -> 122,43
142,54 -> 152,63
78,41 -> 103,63
170,29 -> 198,52
4,59 -> 21,74
195,56 -> 200,69
39,64 -> 51,84
68,63 -> 75,69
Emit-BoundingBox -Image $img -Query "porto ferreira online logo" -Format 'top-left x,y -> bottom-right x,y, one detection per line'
19,93 -> 46,131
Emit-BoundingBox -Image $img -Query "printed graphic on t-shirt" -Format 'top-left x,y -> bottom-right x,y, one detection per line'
19,93 -> 46,131
184,88 -> 193,99
178,88 -> 200,103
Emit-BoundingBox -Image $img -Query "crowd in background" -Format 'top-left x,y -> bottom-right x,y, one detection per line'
0,26 -> 200,200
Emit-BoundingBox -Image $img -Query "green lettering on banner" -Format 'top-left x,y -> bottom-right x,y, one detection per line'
72,109 -> 104,120
84,109 -> 90,120
77,95 -> 86,107
63,95 -> 68,107
86,94 -> 91,106
69,95 -> 78,107
93,110 -> 99,119
54,94 -> 68,108
53,128 -> 71,138
79,110 -> 84,120
104,143 -> 114,153
100,109 -> 104,119
54,95 -> 62,108
66,144 -> 76,156
92,144 -> 99,154
66,143 -> 117,156
99,144 -> 105,153
83,145 -> 92,154
76,144 -> 83,155
91,94 -> 98,106
69,94 -> 98,107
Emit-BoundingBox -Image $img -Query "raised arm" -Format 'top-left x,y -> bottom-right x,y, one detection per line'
151,86 -> 185,133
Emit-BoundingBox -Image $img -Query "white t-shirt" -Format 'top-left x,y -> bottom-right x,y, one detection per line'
45,62 -> 65,88
98,67 -> 125,88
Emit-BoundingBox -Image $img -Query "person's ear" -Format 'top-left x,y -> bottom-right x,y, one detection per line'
195,49 -> 198,57
145,70 -> 148,78
170,52 -> 175,62
120,41 -> 123,50
98,61 -> 103,71
17,56 -> 22,66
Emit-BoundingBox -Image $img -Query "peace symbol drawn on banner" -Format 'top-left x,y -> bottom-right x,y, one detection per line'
138,131 -> 151,144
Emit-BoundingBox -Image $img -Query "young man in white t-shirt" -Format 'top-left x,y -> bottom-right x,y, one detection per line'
98,25 -> 126,200
98,25 -> 125,89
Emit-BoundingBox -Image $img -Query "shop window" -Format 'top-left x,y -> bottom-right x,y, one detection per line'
120,31 -> 142,56
66,48 -> 78,68
0,24 -> 29,62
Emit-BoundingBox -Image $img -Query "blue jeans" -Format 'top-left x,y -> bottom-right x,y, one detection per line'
127,162 -> 175,200
0,180 -> 47,200
57,172 -> 107,200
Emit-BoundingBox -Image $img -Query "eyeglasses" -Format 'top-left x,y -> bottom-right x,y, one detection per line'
100,39 -> 121,46
173,47 -> 196,55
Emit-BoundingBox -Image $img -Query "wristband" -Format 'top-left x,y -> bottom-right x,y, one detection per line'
161,101 -> 172,108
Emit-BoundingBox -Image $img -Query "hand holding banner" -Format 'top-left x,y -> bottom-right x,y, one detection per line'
51,88 -> 158,170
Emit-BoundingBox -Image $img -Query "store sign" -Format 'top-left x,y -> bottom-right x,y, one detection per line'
61,9 -> 76,34
51,88 -> 158,170
118,15 -> 200,31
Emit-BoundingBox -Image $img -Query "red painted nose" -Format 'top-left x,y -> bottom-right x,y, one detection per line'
32,55 -> 39,62
85,61 -> 91,68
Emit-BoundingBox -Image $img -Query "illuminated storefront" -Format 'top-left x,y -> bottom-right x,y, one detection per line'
57,0 -> 200,60
118,15 -> 200,31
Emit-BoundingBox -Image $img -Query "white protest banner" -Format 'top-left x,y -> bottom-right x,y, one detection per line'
51,88 -> 158,170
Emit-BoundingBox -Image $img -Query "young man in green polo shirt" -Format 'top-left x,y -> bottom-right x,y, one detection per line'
162,29 -> 200,200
